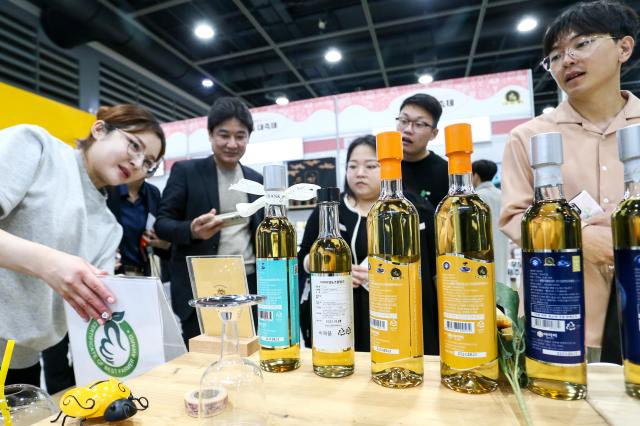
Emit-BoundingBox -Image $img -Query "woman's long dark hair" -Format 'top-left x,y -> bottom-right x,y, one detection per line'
343,134 -> 376,201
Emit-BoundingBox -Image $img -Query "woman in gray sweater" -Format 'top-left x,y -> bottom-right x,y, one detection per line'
0,104 -> 165,387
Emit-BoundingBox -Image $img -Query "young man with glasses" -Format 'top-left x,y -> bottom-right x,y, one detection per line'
396,93 -> 449,209
155,97 -> 263,345
500,0 -> 640,363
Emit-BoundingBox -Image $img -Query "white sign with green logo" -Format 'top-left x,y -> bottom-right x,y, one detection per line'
65,276 -> 186,385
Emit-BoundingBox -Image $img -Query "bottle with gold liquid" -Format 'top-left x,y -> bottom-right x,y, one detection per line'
435,123 -> 498,394
612,123 -> 640,399
367,131 -> 423,388
521,132 -> 587,400
310,187 -> 355,377
256,164 -> 300,372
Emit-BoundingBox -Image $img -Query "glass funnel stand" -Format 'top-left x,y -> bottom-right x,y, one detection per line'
189,295 -> 267,425
0,384 -> 57,426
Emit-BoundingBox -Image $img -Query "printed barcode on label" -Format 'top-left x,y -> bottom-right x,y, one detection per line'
259,311 -> 273,321
370,318 -> 388,331
373,345 -> 399,354
454,351 -> 487,358
444,320 -> 474,334
532,317 -> 565,332
542,349 -> 581,357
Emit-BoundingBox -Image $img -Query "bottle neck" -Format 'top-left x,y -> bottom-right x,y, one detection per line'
318,202 -> 340,237
448,173 -> 475,196
534,165 -> 565,201
624,181 -> 640,199
381,178 -> 403,198
264,190 -> 287,217
623,158 -> 640,198
265,203 -> 287,217
219,310 -> 239,360
534,185 -> 565,202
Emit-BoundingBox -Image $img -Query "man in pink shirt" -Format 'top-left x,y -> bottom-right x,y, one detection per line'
500,0 -> 640,362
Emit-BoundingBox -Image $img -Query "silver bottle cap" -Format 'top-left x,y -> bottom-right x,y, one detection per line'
263,164 -> 287,191
617,124 -> 640,162
530,132 -> 563,168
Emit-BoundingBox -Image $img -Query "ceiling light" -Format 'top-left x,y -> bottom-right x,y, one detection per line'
202,78 -> 214,88
517,17 -> 537,33
194,23 -> 215,40
275,95 -> 289,106
542,106 -> 555,114
324,48 -> 342,63
418,73 -> 434,85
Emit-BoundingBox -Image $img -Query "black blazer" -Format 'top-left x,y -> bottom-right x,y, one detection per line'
155,156 -> 264,320
106,182 -> 171,277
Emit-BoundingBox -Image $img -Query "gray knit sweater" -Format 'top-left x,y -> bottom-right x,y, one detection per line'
0,125 -> 121,368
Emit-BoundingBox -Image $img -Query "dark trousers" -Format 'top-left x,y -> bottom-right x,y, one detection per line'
6,335 -> 76,393
6,363 -> 40,388
181,272 -> 258,349
41,334 -> 75,394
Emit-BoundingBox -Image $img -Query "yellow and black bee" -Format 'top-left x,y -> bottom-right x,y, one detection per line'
50,377 -> 148,425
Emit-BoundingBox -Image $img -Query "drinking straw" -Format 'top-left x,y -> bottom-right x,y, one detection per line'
0,339 -> 15,426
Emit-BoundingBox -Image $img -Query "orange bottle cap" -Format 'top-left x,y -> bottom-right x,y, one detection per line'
444,123 -> 473,174
376,131 -> 403,180
376,131 -> 403,161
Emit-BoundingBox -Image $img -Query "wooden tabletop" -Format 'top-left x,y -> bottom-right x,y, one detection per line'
39,350 -> 639,425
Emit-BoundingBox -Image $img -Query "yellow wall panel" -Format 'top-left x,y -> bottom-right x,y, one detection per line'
0,82 -> 95,147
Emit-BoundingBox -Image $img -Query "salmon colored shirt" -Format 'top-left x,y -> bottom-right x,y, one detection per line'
500,91 -> 640,348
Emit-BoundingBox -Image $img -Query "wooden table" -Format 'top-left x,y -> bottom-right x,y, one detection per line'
39,350 -> 639,425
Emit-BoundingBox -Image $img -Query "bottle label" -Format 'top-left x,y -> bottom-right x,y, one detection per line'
257,257 -> 300,347
311,273 -> 354,353
614,248 -> 640,364
368,256 -> 423,362
437,255 -> 497,370
523,250 -> 585,364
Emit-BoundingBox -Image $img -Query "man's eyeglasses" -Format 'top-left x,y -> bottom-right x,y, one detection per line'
540,35 -> 618,72
395,116 -> 434,131
117,129 -> 159,175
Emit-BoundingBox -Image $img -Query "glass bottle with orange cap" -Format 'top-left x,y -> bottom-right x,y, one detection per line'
435,123 -> 499,394
367,131 -> 424,388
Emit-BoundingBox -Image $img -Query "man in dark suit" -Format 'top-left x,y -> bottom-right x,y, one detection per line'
156,97 -> 263,345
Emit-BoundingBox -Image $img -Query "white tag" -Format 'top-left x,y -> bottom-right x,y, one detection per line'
146,213 -> 156,231
232,181 -> 321,217
216,211 -> 249,228
360,258 -> 369,292
569,190 -> 604,221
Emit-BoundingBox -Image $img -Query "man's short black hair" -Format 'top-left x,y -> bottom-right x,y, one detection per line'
207,97 -> 254,134
472,159 -> 498,182
543,1 -> 639,56
399,93 -> 443,128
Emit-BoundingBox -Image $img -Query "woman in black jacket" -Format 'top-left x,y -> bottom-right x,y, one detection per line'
298,135 -> 438,354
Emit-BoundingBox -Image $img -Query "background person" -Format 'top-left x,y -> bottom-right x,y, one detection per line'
156,97 -> 263,346
500,0 -> 640,363
107,177 -> 171,278
472,159 -> 509,286
397,93 -> 449,209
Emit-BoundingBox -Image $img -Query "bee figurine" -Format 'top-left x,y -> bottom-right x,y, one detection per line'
50,377 -> 148,425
